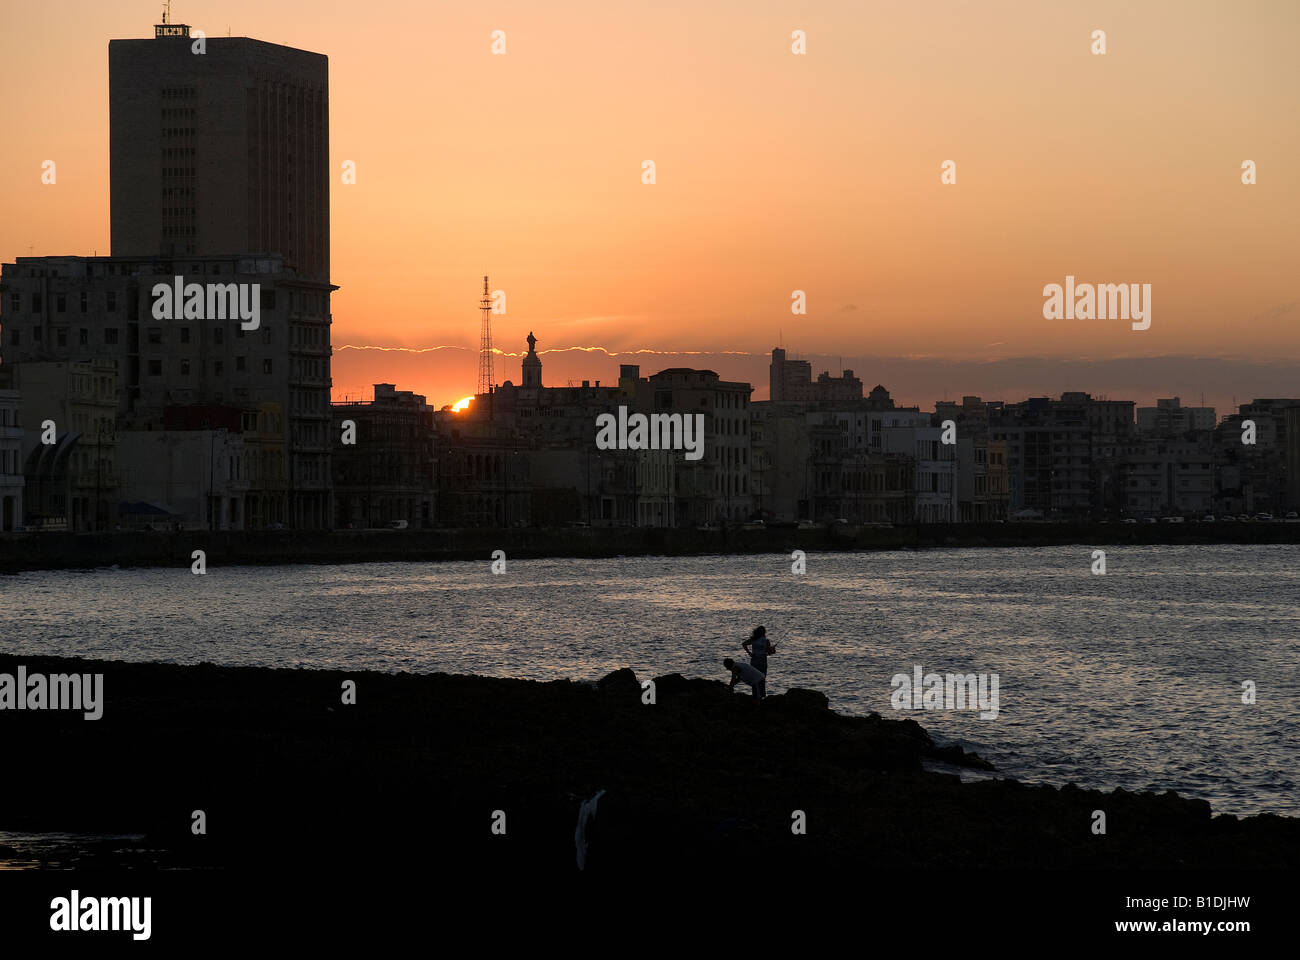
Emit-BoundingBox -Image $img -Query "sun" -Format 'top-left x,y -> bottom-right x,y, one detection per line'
451,396 -> 474,412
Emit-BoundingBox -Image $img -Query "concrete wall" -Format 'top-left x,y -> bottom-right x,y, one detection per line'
3,521 -> 1298,573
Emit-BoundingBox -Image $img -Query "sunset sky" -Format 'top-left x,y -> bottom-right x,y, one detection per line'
2,0 -> 1297,411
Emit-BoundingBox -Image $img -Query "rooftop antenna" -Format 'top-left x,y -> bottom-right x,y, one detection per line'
161,0 -> 170,24
477,275 -> 494,395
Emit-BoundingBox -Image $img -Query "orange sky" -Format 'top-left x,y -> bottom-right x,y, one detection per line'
2,0 -> 1297,410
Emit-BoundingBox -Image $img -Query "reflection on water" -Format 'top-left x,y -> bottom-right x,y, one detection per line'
4,545 -> 1298,817
0,831 -> 157,871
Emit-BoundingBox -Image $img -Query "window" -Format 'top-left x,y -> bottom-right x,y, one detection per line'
214,360 -> 224,376
56,294 -> 66,312
32,326 -> 42,342
148,359 -> 162,376
79,328 -> 88,346
9,329 -> 18,345
260,289 -> 276,311
262,359 -> 273,375
180,327 -> 190,344
262,326 -> 272,344
9,293 -> 19,312
106,292 -> 116,311
180,359 -> 190,376
235,356 -> 246,372
57,328 -> 67,348
79,291 -> 87,312
214,327 -> 224,344
148,328 -> 162,345
104,328 -> 118,345
32,294 -> 42,311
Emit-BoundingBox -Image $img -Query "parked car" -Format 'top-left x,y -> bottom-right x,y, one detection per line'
1141,517 -> 1158,524
1202,515 -> 1216,523
1121,518 -> 1138,524
796,520 -> 819,530
387,519 -> 409,530
1287,512 -> 1299,521
742,520 -> 765,530
1255,513 -> 1273,522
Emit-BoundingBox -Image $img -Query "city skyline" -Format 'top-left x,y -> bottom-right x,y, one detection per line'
2,2 -> 1296,933
334,336 -> 1298,416
2,0 -> 1298,410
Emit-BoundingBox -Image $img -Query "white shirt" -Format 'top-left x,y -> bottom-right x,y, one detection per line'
733,661 -> 765,685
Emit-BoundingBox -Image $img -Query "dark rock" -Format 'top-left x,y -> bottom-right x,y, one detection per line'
928,742 -> 996,771
776,688 -> 829,711
653,672 -> 722,701
595,667 -> 640,697
2,653 -> 1296,874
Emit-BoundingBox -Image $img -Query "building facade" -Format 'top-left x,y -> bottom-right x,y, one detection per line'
0,366 -> 23,531
0,254 -> 334,528
1137,397 -> 1217,436
332,383 -> 435,529
9,360 -> 119,531
109,27 -> 330,281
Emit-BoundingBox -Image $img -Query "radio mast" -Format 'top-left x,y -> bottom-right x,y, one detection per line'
477,275 -> 494,395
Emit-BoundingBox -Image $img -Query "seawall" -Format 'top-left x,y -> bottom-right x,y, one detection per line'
1,521 -> 1297,573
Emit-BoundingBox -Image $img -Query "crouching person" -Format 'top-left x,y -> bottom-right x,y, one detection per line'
723,657 -> 766,700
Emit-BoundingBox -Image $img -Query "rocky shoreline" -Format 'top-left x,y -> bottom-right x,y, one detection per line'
1,654 -> 1295,875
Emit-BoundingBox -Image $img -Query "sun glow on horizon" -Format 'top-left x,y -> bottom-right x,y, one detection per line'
451,396 -> 474,412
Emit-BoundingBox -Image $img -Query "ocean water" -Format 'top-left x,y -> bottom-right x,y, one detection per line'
3,545 -> 1297,818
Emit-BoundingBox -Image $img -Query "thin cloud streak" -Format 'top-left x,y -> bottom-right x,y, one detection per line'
337,343 -> 764,359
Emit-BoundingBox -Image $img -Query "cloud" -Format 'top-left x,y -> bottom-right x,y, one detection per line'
338,343 -> 763,359
335,344 -> 468,354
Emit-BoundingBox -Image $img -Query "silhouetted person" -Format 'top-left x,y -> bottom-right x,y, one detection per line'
742,625 -> 775,676
724,657 -> 765,700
